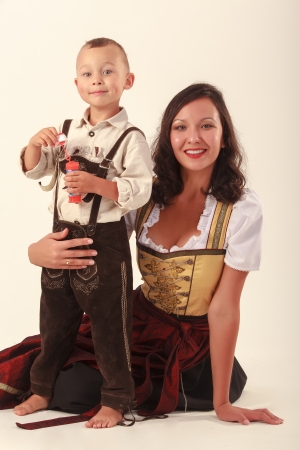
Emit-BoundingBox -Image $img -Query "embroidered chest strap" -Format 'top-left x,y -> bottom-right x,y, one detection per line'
206,202 -> 233,250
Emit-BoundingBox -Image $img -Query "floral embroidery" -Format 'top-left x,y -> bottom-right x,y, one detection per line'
141,255 -> 193,314
145,259 -> 161,274
42,273 -> 65,290
73,277 -> 99,295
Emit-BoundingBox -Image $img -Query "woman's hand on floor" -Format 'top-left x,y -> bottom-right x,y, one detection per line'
28,228 -> 97,269
215,402 -> 283,425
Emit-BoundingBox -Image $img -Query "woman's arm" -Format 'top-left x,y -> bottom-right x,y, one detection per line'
208,264 -> 283,425
28,228 -> 97,269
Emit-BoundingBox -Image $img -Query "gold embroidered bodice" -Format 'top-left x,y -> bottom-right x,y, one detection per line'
135,200 -> 233,316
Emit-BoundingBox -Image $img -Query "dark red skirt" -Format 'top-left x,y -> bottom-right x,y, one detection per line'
0,290 -> 246,416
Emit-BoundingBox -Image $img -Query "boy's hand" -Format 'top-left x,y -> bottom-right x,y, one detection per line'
23,127 -> 59,172
64,171 -> 99,195
29,127 -> 58,148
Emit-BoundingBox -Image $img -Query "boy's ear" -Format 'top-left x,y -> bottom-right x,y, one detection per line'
124,73 -> 135,90
74,78 -> 78,88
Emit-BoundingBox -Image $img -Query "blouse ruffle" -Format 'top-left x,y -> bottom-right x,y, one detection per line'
124,188 -> 263,271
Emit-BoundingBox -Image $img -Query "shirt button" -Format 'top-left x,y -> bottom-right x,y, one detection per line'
89,131 -> 95,137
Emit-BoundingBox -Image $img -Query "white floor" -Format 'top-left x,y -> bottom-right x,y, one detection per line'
1,355 -> 299,450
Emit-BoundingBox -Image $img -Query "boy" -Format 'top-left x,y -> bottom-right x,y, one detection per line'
15,38 -> 152,428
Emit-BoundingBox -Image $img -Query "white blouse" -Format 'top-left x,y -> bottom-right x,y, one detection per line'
125,188 -> 263,272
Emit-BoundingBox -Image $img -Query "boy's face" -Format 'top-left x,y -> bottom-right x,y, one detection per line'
75,45 -> 134,118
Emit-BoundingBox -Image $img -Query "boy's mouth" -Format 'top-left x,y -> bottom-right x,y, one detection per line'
90,90 -> 108,95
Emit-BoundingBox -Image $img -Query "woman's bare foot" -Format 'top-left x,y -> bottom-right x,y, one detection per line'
85,406 -> 123,429
13,394 -> 50,416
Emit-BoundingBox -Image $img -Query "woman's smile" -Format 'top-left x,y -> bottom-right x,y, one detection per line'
184,148 -> 207,158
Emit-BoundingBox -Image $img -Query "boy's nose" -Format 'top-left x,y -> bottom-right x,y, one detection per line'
93,80 -> 102,85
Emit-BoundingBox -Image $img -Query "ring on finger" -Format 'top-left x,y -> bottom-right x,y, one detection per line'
66,259 -> 70,265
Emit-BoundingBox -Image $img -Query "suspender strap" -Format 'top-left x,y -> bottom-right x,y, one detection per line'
53,120 -> 72,229
62,120 -> 72,137
83,126 -> 145,204
86,127 -> 144,236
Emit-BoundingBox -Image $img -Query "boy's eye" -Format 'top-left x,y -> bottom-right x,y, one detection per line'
103,70 -> 112,75
83,72 -> 91,77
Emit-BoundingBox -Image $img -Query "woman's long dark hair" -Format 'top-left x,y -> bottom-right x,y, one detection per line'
152,83 -> 246,205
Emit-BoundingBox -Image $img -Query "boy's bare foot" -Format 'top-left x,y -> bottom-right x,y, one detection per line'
13,394 -> 50,416
85,406 -> 123,428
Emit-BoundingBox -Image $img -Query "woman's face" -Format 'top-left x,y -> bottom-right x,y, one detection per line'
170,97 -> 224,176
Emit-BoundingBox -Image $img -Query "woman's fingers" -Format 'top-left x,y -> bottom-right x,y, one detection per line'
63,256 -> 95,267
216,404 -> 283,425
61,237 -> 95,250
50,230 -> 96,253
250,409 -> 283,424
48,229 -> 69,240
29,230 -> 97,269
240,408 -> 284,425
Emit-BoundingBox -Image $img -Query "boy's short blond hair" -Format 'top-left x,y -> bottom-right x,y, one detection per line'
84,37 -> 130,71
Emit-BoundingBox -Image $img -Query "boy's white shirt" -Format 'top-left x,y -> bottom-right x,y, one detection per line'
21,108 -> 153,224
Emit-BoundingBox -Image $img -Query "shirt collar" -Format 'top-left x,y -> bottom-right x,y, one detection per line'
74,107 -> 128,130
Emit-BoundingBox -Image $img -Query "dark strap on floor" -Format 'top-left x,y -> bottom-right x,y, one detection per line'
16,405 -> 101,430
15,404 -> 168,430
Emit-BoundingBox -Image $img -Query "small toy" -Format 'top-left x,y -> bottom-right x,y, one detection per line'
66,160 -> 82,203
55,133 -> 68,147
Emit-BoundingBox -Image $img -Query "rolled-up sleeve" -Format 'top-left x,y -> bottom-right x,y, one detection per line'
112,136 -> 153,212
20,145 -> 58,179
224,189 -> 263,271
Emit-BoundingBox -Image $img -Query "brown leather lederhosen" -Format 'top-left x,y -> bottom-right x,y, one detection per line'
30,121 -> 144,411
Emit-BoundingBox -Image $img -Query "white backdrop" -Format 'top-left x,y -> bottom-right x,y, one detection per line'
0,0 -> 299,373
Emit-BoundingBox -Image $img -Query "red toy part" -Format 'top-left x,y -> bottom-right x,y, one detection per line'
66,161 -> 80,171
68,194 -> 82,203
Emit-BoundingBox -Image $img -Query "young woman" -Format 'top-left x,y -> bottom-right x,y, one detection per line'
0,84 -> 283,428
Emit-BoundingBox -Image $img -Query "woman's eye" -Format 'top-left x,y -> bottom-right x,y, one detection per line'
202,124 -> 212,129
174,125 -> 186,131
103,70 -> 112,75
